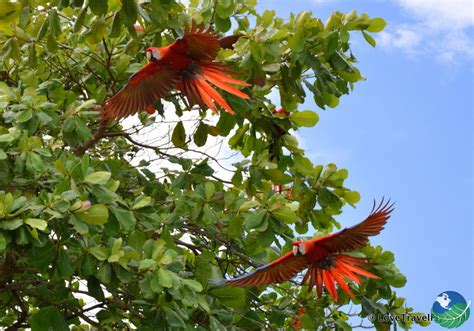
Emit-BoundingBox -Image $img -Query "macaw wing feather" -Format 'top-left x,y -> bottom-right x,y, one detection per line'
182,21 -> 220,61
223,252 -> 308,287
101,62 -> 178,120
316,198 -> 394,253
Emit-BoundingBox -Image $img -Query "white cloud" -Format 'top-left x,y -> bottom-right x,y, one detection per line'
397,0 -> 473,30
377,0 -> 474,62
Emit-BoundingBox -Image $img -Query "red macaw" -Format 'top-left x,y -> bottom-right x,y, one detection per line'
222,199 -> 394,302
101,22 -> 250,120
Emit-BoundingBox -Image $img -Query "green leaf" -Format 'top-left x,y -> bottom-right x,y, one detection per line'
121,0 -> 138,26
215,15 -> 231,32
17,109 -> 33,123
131,196 -> 152,210
75,204 -> 109,225
163,306 -> 186,329
24,218 -> 47,231
139,259 -> 156,271
182,279 -> 203,292
272,206 -> 297,223
239,200 -> 261,212
210,286 -> 247,310
87,276 -> 105,300
108,238 -> 124,262
30,306 -> 68,331
227,216 -> 242,239
58,249 -> 73,278
0,0 -> 21,33
158,268 -> 174,288
84,171 -> 111,185
289,29 -> 305,53
0,232 -> 6,252
98,262 -> 112,283
291,110 -> 319,127
344,191 -> 360,206
362,31 -> 376,47
194,122 -> 208,147
110,12 -> 122,38
89,0 -> 108,16
0,219 -> 23,230
73,6 -> 87,32
89,246 -> 109,261
36,18 -> 49,40
110,207 -> 136,232
367,17 -> 387,33
85,18 -> 108,45
172,121 -> 186,148
245,209 -> 267,230
48,10 -> 61,36
293,155 -> 313,175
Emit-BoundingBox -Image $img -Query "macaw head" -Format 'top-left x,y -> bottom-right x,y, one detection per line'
146,47 -> 161,62
292,242 -> 306,256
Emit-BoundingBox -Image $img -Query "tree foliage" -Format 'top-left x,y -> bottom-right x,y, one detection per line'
0,0 -> 428,330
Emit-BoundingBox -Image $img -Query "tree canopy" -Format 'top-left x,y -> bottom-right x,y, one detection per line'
0,0 -> 429,329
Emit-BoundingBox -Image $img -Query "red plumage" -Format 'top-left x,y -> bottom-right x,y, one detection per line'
222,198 -> 394,301
101,22 -> 249,120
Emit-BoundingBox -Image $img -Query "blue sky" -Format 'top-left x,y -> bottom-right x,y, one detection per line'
257,0 -> 473,329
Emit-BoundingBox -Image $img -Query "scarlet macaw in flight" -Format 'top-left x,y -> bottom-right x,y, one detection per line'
221,199 -> 394,302
101,22 -> 249,120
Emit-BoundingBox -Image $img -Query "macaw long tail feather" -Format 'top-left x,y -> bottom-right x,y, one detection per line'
181,62 -> 249,114
303,254 -> 379,302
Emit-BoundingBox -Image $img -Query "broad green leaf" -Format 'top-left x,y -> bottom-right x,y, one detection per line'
194,122 -> 208,147
110,207 -> 136,232
239,200 -> 261,212
30,306 -> 68,331
158,268 -> 174,288
75,204 -> 109,225
227,216 -> 242,239
0,219 -> 23,230
87,276 -> 105,300
85,18 -> 108,45
172,121 -> 186,148
182,279 -> 203,292
131,196 -> 152,210
139,259 -> 156,271
24,218 -> 47,231
210,286 -> 247,310
58,249 -> 73,278
90,0 -> 108,16
89,246 -> 109,261
84,171 -> 111,185
245,209 -> 266,229
0,0 -> 21,33
271,206 -> 297,223
163,307 -> 186,329
288,29 -> 305,53
367,17 -> 387,33
291,110 -> 319,127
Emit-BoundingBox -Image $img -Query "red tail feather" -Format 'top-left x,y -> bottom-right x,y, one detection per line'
303,254 -> 379,302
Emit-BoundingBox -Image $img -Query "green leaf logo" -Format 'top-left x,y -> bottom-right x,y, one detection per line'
432,291 -> 471,329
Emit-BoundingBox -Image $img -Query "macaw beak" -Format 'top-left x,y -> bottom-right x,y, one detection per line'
292,245 -> 299,256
